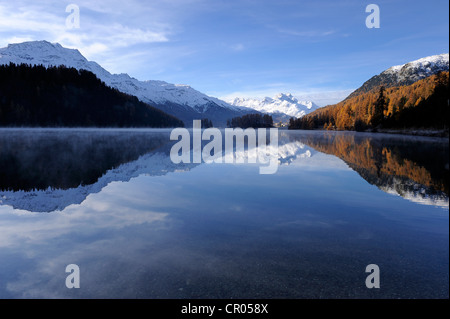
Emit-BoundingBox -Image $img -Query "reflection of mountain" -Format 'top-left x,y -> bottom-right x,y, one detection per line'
0,130 -> 197,212
229,137 -> 311,166
3,130 -> 444,212
297,132 -> 449,207
277,135 -> 312,165
0,129 -> 171,191
1,151 -> 196,213
0,130 -> 310,212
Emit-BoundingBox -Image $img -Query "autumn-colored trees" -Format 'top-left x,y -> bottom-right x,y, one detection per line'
289,72 -> 449,131
370,86 -> 387,127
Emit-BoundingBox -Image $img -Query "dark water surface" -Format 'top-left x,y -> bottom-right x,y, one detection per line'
0,129 -> 448,298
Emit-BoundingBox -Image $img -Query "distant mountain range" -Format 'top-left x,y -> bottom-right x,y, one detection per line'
1,41 -> 447,128
227,93 -> 319,123
226,54 -> 449,122
347,53 -> 449,99
0,41 -> 253,127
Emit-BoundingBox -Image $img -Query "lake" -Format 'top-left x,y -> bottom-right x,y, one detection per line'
0,128 -> 448,298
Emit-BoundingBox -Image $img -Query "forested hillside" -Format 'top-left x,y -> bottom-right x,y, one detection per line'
289,72 -> 449,132
0,63 -> 184,127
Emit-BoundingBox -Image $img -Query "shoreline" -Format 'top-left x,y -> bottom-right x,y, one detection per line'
1,126 -> 449,138
288,127 -> 449,138
371,128 -> 449,138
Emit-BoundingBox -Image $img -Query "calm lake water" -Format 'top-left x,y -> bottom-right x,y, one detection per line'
0,128 -> 448,298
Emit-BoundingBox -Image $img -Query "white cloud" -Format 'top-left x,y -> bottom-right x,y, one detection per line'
269,24 -> 337,38
0,2 -> 171,64
230,43 -> 245,51
3,36 -> 35,44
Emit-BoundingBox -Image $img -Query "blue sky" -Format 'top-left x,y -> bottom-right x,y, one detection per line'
0,0 -> 448,105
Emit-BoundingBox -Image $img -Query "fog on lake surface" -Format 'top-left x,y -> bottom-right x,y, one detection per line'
0,129 -> 448,298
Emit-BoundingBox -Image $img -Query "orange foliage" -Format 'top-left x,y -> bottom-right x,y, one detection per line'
301,134 -> 446,193
300,72 -> 448,130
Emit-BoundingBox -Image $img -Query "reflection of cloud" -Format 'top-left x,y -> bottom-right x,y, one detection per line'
0,175 -> 174,297
1,169 -> 213,298
0,188 -> 168,248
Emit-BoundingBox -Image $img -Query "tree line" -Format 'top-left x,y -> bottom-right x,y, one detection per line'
227,113 -> 273,128
289,71 -> 449,131
0,63 -> 184,127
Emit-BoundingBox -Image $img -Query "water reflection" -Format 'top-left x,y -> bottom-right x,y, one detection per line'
0,129 -> 309,212
288,131 -> 449,208
0,129 -> 447,298
0,129 -> 448,211
0,129 -> 171,191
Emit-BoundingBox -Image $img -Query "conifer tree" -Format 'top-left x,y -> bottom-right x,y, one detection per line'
370,86 -> 386,128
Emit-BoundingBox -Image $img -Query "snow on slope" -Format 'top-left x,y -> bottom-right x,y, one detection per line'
347,53 -> 449,99
228,93 -> 319,119
384,53 -> 449,79
0,40 -> 240,113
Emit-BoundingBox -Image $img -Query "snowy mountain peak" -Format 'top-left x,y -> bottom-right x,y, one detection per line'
1,40 -> 87,67
385,53 -> 449,74
384,53 -> 449,83
6,40 -> 61,51
227,93 -> 319,121
275,92 -> 294,101
0,40 -> 244,124
347,53 -> 449,99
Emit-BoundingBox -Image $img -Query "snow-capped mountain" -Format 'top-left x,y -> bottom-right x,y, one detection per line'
347,53 -> 449,99
228,93 -> 319,122
0,40 -> 250,126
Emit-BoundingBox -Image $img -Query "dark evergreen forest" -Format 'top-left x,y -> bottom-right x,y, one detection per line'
0,63 -> 184,127
227,113 -> 273,128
